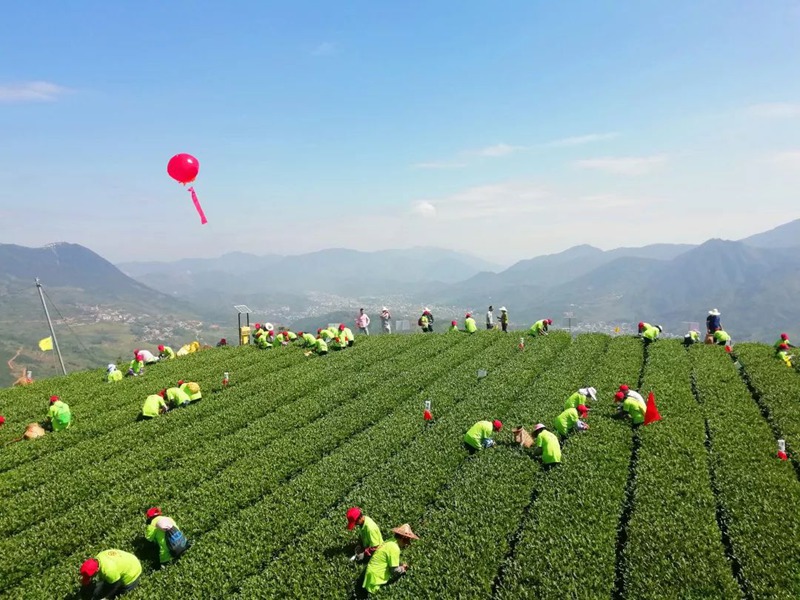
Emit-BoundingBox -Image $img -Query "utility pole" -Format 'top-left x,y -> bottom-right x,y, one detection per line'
35,278 -> 67,375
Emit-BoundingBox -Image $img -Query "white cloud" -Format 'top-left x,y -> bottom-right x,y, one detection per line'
311,42 -> 337,56
574,155 -> 666,175
746,102 -> 800,118
472,143 -> 525,157
411,161 -> 467,170
545,132 -> 619,147
411,182 -> 550,220
411,201 -> 437,217
0,81 -> 70,103
768,150 -> 800,167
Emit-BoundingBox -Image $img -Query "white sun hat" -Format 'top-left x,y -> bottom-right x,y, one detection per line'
499,306 -> 507,312
709,308 -> 720,316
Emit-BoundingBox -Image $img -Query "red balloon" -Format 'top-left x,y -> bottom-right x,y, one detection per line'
167,153 -> 200,184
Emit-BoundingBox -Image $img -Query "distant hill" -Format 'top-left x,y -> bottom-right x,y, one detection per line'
740,218 -> 800,248
0,243 -> 205,387
119,247 -> 503,301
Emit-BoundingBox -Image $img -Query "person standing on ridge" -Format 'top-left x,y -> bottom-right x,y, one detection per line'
45,395 -> 72,431
463,419 -> 502,453
158,345 -> 176,360
464,313 -> 478,334
380,307 -> 392,334
419,308 -> 434,332
530,319 -> 552,336
486,305 -> 494,330
347,507 -> 384,562
564,387 -> 597,410
362,524 -> 419,595
144,507 -> 189,566
356,308 -> 371,336
531,423 -> 562,470
499,307 -> 509,332
79,550 -> 142,599
706,309 -> 722,336
107,364 -> 123,383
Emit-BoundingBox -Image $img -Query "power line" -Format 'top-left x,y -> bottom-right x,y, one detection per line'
41,287 -> 101,364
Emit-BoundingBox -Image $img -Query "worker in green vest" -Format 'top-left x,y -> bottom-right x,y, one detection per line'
346,506 -> 384,561
776,343 -> 794,367
330,336 -> 347,351
774,333 -> 795,354
712,329 -> 731,346
127,354 -> 145,377
158,344 -> 176,360
283,330 -> 297,342
463,419 -> 502,454
106,364 -> 123,383
298,332 -> 317,348
362,524 -> 419,594
683,330 -> 700,347
615,391 -> 646,426
80,549 -> 142,598
178,380 -> 202,403
448,320 -> 459,332
553,405 -> 589,439
642,324 -> 662,343
464,313 -> 478,333
564,387 -> 597,410
141,394 -> 168,419
338,323 -> 356,347
530,319 -> 552,336
531,423 -> 561,469
314,336 -> 329,355
163,387 -> 191,409
255,329 -> 273,349
46,395 -> 72,431
145,507 -> 189,565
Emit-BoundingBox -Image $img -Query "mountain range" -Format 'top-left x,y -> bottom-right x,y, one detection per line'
2,219 -> 800,386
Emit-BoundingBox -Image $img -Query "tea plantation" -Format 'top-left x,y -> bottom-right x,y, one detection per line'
1,332 -> 799,599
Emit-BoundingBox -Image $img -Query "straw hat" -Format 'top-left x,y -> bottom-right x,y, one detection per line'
391,523 -> 419,540
708,308 -> 720,316
499,306 -> 507,312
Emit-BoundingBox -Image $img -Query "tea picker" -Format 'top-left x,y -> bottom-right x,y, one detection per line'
564,387 -> 597,410
530,319 -> 552,336
346,507 -> 384,562
774,333 -> 796,353
553,405 -> 590,438
531,424 -> 562,470
145,507 -> 190,565
362,524 -> 419,594
80,549 -> 142,599
463,419 -> 502,453
106,364 -> 123,383
45,395 -> 72,432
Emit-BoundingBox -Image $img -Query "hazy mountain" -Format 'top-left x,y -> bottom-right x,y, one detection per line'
120,247 -> 503,301
740,218 -> 800,249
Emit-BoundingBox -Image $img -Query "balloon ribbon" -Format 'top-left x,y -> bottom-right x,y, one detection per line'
188,187 -> 208,224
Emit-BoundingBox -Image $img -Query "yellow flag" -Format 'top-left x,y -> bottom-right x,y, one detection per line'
38,337 -> 53,351
614,327 -> 620,333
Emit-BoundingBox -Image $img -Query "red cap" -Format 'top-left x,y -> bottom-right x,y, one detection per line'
339,324 -> 345,331
297,331 -> 304,337
146,507 -> 162,520
493,419 -> 503,431
451,320 -> 457,326
177,380 -> 185,386
255,323 -> 261,329
134,349 -> 140,355
577,405 -> 589,418
159,389 -> 167,398
49,395 -> 59,404
781,333 -> 789,340
638,322 -> 644,329
346,506 -> 362,530
0,415 -> 5,425
619,384 -> 629,393
80,558 -> 99,585
283,331 -> 289,338
615,391 -> 625,402
317,328 -> 323,334
466,313 -> 472,318
547,319 -> 553,325
158,344 -> 165,351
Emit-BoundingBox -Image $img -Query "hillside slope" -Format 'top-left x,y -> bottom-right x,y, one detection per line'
0,333 -> 797,599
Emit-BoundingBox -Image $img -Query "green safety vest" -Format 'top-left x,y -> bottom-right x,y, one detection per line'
145,516 -> 179,563
554,408 -> 580,436
536,430 -> 562,464
464,318 -> 477,333
363,539 -> 401,594
623,398 -> 646,424
142,395 -> 167,418
642,326 -> 660,341
96,549 -> 142,586
315,338 -> 328,353
166,387 -> 190,407
107,370 -> 123,383
358,516 -> 384,549
464,421 -> 493,450
48,401 -> 72,431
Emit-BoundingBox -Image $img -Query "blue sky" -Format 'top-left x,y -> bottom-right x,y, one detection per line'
1,0 -> 799,265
